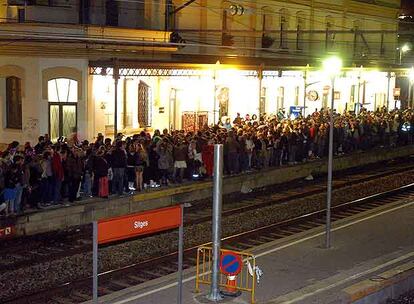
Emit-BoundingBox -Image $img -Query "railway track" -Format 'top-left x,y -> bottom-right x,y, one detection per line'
2,158 -> 414,273
6,180 -> 414,303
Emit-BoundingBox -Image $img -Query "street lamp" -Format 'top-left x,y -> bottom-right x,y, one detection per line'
399,44 -> 410,65
408,67 -> 414,108
322,56 -> 342,249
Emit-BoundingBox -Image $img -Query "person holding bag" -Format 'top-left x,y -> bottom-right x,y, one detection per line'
93,147 -> 109,198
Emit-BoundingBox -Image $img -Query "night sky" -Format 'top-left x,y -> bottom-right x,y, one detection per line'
402,0 -> 414,15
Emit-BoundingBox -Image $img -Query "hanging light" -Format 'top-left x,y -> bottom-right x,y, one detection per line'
229,4 -> 244,16
229,4 -> 238,16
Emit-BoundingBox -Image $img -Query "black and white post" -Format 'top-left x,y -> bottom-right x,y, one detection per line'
207,144 -> 224,301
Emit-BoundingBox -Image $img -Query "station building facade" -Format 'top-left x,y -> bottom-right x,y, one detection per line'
0,0 -> 404,144
89,66 -> 396,135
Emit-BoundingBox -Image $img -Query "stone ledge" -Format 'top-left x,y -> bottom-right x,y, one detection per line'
343,260 -> 414,303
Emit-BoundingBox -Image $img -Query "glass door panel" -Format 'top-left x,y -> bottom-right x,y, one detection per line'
49,105 -> 60,142
62,105 -> 77,139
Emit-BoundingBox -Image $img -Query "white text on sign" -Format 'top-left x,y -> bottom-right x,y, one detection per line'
134,221 -> 149,229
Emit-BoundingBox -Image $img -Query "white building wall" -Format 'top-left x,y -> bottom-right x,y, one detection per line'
0,57 -> 40,145
0,56 -> 88,145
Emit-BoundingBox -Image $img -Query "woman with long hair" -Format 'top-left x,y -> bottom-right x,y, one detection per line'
135,142 -> 147,191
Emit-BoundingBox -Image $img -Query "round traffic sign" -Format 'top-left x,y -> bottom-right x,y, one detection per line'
220,252 -> 243,276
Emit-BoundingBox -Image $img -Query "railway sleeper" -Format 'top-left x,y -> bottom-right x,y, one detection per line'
106,282 -> 128,291
140,270 -> 163,279
52,296 -> 75,304
126,275 -> 146,283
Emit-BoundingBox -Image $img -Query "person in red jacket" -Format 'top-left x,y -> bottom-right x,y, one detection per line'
202,140 -> 215,177
52,146 -> 65,205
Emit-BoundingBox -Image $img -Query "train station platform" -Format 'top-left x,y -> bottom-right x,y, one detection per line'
3,144 -> 414,237
90,192 -> 414,304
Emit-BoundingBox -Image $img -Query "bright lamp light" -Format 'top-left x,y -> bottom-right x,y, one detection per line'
409,67 -> 414,83
402,44 -> 411,53
323,56 -> 343,77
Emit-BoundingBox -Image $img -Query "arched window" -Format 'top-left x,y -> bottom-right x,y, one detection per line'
325,15 -> 335,51
262,6 -> 273,33
296,12 -> 305,50
262,6 -> 274,48
280,9 -> 289,49
6,76 -> 22,129
48,78 -> 78,141
48,78 -> 78,103
353,20 -> 362,58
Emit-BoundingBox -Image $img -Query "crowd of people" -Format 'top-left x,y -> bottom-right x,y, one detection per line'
0,106 -> 413,216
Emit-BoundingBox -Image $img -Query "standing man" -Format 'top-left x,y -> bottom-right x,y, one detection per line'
52,146 -> 64,205
111,141 -> 127,195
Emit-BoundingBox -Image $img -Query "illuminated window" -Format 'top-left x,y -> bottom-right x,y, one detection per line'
48,78 -> 78,103
47,78 -> 78,142
350,85 -> 356,105
295,86 -> 300,106
6,76 -> 22,129
277,86 -> 285,110
138,81 -> 151,127
260,87 -> 266,114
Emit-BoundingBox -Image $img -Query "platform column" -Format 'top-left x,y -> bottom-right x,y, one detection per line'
386,71 -> 391,110
113,59 -> 119,139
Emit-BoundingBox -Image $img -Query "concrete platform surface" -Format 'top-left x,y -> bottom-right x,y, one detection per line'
90,198 -> 414,304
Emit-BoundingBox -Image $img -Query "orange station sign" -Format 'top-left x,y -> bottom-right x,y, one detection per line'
98,206 -> 182,244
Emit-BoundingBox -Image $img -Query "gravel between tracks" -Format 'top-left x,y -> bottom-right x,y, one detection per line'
2,170 -> 414,301
387,290 -> 414,304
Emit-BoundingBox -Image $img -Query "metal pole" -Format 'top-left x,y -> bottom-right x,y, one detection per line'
93,221 -> 98,303
113,63 -> 119,140
325,77 -> 335,249
303,69 -> 307,117
213,72 -> 217,124
207,144 -> 223,302
258,68 -> 263,117
386,72 -> 391,110
399,49 -> 402,65
356,74 -> 361,115
408,81 -> 412,109
411,82 -> 414,109
177,204 -> 184,304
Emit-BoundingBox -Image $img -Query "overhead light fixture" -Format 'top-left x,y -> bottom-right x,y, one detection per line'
229,4 -> 244,16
